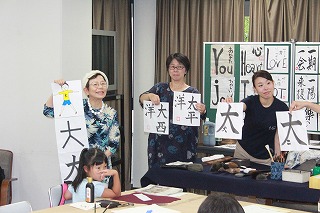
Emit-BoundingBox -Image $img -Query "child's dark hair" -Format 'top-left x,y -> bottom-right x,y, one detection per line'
72,148 -> 107,192
252,70 -> 273,87
62,82 -> 69,87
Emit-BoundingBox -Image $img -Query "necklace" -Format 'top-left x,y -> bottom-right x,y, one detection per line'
88,100 -> 105,115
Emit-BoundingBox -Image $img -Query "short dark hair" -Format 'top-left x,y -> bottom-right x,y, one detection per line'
252,70 -> 273,87
197,192 -> 245,213
166,53 -> 191,73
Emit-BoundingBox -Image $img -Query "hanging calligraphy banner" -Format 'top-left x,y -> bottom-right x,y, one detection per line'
52,80 -> 88,183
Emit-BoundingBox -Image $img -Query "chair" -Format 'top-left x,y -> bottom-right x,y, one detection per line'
48,183 -> 70,207
0,149 -> 17,206
0,201 -> 32,213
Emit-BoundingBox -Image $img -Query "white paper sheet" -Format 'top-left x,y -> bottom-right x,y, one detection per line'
51,80 -> 89,183
143,101 -> 169,135
112,204 -> 180,213
243,204 -> 290,213
173,92 -> 201,126
215,102 -> 243,139
276,110 -> 309,151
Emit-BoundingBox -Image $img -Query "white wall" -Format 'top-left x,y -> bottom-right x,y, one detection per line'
132,0 -> 156,187
0,0 -> 155,209
0,0 -> 91,210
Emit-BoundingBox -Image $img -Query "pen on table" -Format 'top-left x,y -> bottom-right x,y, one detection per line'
146,210 -> 153,213
94,202 -> 96,213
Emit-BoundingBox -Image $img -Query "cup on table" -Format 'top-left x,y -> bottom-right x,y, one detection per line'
270,162 -> 285,180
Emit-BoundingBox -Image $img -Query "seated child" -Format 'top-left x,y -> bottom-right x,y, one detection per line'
64,148 -> 121,202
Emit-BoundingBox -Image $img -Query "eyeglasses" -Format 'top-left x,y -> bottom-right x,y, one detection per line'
90,82 -> 107,88
169,65 -> 185,70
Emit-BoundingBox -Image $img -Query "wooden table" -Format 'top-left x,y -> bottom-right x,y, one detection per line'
33,191 -> 311,213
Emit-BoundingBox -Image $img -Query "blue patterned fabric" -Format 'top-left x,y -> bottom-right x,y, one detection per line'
43,99 -> 120,169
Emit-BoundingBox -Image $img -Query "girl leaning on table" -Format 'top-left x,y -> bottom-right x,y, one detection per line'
64,148 -> 121,203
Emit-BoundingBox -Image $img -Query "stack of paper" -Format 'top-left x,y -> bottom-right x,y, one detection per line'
70,202 -> 98,210
135,184 -> 183,196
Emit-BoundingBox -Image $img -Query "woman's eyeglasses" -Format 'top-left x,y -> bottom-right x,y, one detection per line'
90,82 -> 107,88
169,65 -> 185,70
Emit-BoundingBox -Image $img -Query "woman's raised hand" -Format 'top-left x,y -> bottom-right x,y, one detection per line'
53,79 -> 66,86
224,97 -> 233,103
149,93 -> 160,105
196,103 -> 206,115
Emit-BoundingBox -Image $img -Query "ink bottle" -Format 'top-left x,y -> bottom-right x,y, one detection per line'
85,177 -> 95,203
203,118 -> 216,146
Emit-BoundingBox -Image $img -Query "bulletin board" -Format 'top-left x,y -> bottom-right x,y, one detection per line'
293,42 -> 320,133
203,42 -> 320,134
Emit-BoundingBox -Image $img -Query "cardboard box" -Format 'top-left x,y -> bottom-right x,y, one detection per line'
309,174 -> 320,189
282,170 -> 310,183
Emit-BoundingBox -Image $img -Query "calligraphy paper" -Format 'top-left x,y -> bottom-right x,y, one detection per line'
276,110 -> 309,151
143,101 -> 169,135
215,102 -> 244,139
52,80 -> 88,182
173,92 -> 201,126
52,80 -> 84,118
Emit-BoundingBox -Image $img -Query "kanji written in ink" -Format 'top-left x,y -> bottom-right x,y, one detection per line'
305,108 -> 315,125
295,75 -> 317,102
280,112 -> 307,146
144,101 -> 169,135
156,121 -> 167,133
144,103 -> 156,119
187,95 -> 197,111
173,92 -> 201,126
215,102 -> 243,140
185,111 -> 198,124
296,48 -> 317,72
157,103 -> 168,119
174,93 -> 187,110
216,104 -> 239,134
276,110 -> 309,151
60,120 -> 84,149
64,154 -> 79,181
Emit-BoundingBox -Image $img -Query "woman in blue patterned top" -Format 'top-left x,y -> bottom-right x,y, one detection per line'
139,53 -> 207,168
43,70 -> 120,169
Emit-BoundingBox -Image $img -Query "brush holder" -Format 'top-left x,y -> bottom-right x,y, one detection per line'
271,162 -> 285,180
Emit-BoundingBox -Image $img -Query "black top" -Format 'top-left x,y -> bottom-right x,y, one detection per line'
238,95 -> 288,159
